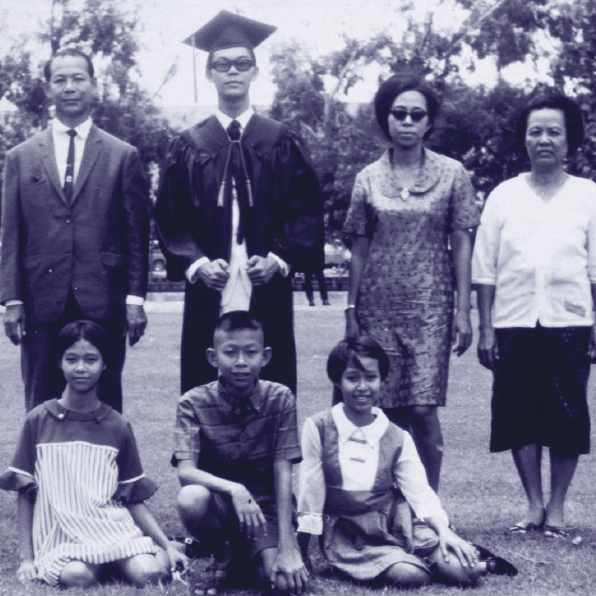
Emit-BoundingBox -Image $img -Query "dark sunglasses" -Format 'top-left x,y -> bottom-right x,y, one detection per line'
389,108 -> 428,123
210,58 -> 255,73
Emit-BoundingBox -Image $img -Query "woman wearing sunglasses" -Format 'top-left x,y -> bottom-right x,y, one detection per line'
343,73 -> 479,492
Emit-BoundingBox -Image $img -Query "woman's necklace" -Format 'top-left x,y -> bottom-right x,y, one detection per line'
390,150 -> 423,199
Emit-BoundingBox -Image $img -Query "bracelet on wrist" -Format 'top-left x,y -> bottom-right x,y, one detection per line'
344,304 -> 356,313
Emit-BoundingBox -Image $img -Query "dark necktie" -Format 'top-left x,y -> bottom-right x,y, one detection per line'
64,129 -> 76,203
226,120 -> 247,244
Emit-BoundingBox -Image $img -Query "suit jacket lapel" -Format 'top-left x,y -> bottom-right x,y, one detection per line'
38,128 -> 68,205
71,124 -> 102,205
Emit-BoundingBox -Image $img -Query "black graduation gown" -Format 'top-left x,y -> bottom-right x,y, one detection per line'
155,114 -> 324,395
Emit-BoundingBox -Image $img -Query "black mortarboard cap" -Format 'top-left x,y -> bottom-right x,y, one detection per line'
183,10 -> 277,52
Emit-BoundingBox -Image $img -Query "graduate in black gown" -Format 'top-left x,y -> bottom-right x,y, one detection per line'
155,11 -> 324,395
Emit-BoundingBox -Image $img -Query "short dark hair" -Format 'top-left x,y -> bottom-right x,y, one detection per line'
206,47 -> 257,71
327,336 -> 390,388
515,92 -> 584,157
44,48 -> 95,82
213,310 -> 264,343
374,72 -> 440,141
55,320 -> 112,366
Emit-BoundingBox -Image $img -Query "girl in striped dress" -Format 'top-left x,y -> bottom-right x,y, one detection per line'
298,337 -> 488,588
0,320 -> 187,587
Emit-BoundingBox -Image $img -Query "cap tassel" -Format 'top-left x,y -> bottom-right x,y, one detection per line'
218,144 -> 234,207
238,142 -> 254,207
246,178 -> 254,207
217,181 -> 226,207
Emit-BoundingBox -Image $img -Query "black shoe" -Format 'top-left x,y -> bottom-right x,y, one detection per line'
474,543 -> 518,576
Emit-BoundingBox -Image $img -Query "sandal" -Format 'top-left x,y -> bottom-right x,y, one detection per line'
507,511 -> 545,535
543,525 -> 571,539
191,562 -> 230,596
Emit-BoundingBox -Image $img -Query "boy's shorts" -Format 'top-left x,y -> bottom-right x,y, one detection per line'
209,491 -> 282,559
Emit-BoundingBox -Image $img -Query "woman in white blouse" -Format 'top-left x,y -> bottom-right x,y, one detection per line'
472,93 -> 596,538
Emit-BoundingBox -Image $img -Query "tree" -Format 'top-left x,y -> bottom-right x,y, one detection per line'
41,0 -> 171,181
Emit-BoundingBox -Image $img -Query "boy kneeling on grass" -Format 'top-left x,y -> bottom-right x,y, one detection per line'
172,311 -> 309,595
297,336 -> 517,589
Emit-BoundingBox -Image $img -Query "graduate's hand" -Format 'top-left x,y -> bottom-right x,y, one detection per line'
198,259 -> 230,291
269,547 -> 310,594
229,484 -> 266,539
452,309 -> 472,356
126,304 -> 147,346
246,255 -> 279,286
477,326 -> 498,370
4,303 -> 26,345
17,560 -> 37,583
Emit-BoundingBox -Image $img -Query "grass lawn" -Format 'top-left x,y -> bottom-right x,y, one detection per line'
0,292 -> 595,595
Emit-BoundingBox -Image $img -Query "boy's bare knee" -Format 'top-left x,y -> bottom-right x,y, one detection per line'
177,484 -> 211,518
383,562 -> 431,588
59,561 -> 98,588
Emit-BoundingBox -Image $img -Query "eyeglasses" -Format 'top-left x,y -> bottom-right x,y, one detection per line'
389,108 -> 428,123
210,58 -> 255,73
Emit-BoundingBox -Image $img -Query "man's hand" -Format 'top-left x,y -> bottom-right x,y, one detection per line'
4,303 -> 26,345
198,259 -> 230,291
246,255 -> 279,286
17,560 -> 37,583
269,547 -> 310,594
126,304 -> 147,347
229,484 -> 266,539
452,309 -> 472,356
477,326 -> 498,370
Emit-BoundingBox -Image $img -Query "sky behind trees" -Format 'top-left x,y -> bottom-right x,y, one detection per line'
0,0 -> 550,107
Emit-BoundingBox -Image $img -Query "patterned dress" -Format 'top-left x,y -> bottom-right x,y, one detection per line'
0,399 -> 157,585
343,148 -> 479,407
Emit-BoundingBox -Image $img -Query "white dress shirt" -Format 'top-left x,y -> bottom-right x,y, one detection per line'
52,117 -> 92,187
297,404 -> 448,535
7,117 -> 143,308
185,108 -> 289,315
472,173 -> 596,327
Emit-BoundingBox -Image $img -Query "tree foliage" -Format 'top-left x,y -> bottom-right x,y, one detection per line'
270,0 -> 596,239
0,0 -> 171,211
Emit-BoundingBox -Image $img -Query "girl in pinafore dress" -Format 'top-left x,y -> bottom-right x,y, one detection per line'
0,321 -> 187,588
298,337 -> 514,588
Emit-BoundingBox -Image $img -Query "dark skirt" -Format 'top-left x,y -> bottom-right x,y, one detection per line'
491,325 -> 591,454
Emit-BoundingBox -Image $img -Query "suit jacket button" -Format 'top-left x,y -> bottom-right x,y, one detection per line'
65,217 -> 72,224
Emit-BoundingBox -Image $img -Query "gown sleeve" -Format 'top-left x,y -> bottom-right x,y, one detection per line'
0,415 -> 38,496
154,134 -> 209,281
270,129 -> 324,272
114,422 -> 158,503
297,417 -> 326,535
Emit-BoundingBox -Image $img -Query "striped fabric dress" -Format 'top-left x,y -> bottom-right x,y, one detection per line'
0,399 -> 157,585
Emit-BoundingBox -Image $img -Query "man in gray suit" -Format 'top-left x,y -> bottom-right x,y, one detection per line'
0,48 -> 150,412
